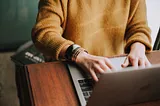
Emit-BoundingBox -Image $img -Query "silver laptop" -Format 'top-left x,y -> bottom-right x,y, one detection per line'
67,56 -> 160,106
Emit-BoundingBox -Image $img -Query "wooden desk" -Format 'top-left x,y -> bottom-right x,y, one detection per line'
19,51 -> 160,106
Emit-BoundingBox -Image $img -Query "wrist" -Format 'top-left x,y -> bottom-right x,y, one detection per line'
130,42 -> 146,53
64,44 -> 88,62
75,50 -> 89,63
131,42 -> 145,49
59,45 -> 70,60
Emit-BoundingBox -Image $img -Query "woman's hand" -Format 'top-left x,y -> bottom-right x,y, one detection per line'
75,52 -> 116,82
122,42 -> 151,68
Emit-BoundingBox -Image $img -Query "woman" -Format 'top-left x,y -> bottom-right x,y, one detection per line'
32,0 -> 152,81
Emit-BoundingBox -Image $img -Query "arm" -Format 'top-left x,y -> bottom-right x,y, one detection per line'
122,0 -> 152,67
32,0 -> 73,60
60,44 -> 116,82
32,0 -> 115,82
122,42 -> 151,67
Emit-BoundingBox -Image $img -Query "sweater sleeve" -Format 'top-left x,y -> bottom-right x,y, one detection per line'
124,0 -> 152,53
31,0 -> 74,60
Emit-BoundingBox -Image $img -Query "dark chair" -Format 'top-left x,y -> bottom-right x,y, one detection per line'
153,27 -> 160,50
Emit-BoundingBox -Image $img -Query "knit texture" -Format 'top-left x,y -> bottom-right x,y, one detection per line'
32,0 -> 152,60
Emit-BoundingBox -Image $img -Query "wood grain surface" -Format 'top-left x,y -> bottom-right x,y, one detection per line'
27,62 -> 79,106
25,51 -> 160,106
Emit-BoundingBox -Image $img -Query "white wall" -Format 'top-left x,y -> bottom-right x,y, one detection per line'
146,0 -> 160,46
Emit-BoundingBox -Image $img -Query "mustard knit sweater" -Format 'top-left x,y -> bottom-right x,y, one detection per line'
32,0 -> 152,60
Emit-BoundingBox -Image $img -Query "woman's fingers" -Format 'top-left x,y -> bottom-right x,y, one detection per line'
121,57 -> 130,68
90,59 -> 114,81
104,58 -> 117,71
130,57 -> 138,68
145,59 -> 151,67
97,60 -> 112,72
76,54 -> 117,82
94,64 -> 105,73
139,58 -> 145,67
122,55 -> 151,68
90,70 -> 99,82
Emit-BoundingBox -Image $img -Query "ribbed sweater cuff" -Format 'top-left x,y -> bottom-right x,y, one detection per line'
125,38 -> 152,53
55,40 -> 74,60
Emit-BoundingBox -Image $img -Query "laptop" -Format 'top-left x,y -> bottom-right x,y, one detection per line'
66,56 -> 160,106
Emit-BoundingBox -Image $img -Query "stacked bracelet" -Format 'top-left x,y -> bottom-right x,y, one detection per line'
71,48 -> 88,61
65,44 -> 88,61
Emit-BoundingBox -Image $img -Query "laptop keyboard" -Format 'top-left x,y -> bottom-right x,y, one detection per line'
78,78 -> 95,102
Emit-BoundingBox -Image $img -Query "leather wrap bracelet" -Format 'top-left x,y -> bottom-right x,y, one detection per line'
65,44 -> 88,61
65,44 -> 80,61
71,48 -> 88,61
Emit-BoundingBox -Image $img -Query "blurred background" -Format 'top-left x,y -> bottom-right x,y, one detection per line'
0,0 -> 159,106
0,0 -> 38,51
0,0 -> 38,106
146,0 -> 160,46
